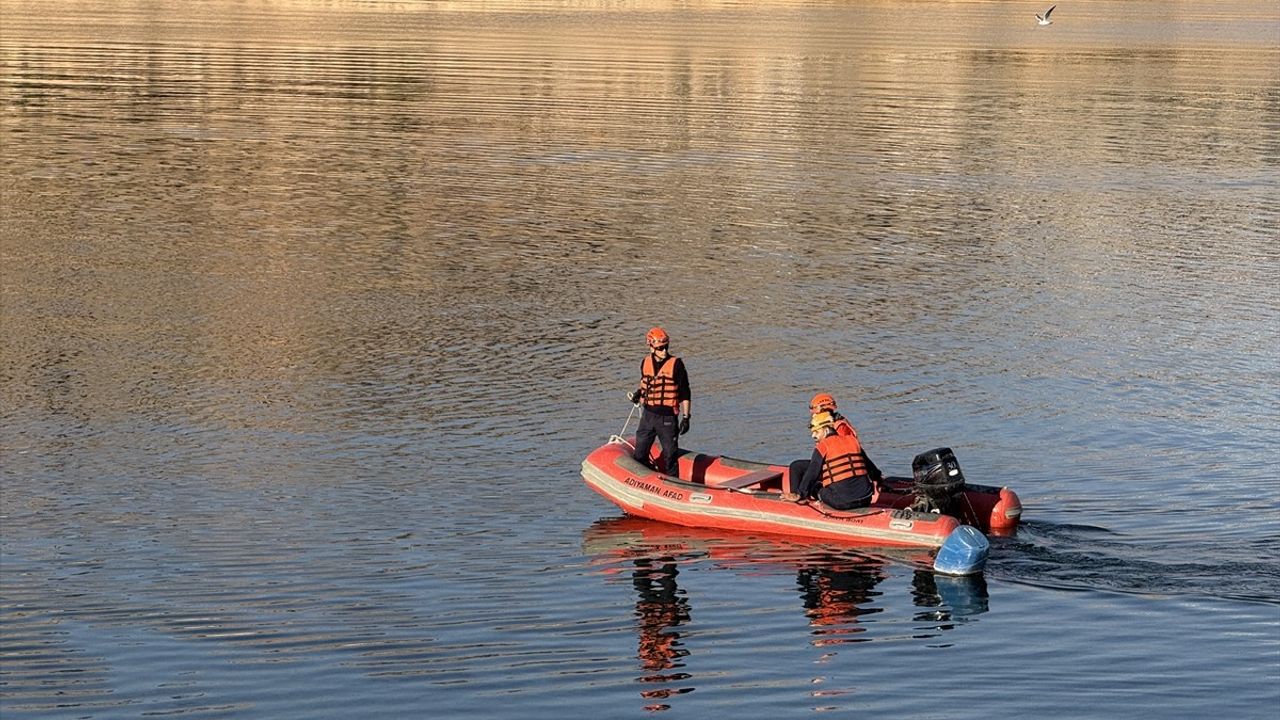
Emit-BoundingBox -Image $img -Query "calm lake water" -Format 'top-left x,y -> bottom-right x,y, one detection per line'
2,0 -> 1278,717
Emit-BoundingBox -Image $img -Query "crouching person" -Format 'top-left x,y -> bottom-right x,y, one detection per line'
784,412 -> 881,509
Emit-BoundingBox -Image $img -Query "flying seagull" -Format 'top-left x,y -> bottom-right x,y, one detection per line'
1036,5 -> 1056,25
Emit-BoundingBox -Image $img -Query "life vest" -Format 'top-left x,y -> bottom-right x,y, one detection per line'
832,414 -> 858,439
641,354 -> 681,410
817,433 -> 869,487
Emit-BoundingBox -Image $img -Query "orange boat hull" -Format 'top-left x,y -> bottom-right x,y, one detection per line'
581,439 -> 1020,549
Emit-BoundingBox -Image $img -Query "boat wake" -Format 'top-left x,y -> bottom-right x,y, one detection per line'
987,520 -> 1280,606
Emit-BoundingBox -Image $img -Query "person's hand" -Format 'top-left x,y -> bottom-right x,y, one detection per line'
626,389 -> 641,404
678,414 -> 690,435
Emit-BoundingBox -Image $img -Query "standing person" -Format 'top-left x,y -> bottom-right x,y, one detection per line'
784,412 -> 882,509
809,392 -> 858,439
627,327 -> 691,477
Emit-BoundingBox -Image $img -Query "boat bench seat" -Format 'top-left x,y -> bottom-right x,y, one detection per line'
713,468 -> 783,490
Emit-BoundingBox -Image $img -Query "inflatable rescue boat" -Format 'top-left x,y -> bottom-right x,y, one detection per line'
580,438 -> 1022,575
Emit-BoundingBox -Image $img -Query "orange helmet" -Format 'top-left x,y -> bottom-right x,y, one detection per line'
810,411 -> 835,432
646,327 -> 669,348
809,392 -> 837,413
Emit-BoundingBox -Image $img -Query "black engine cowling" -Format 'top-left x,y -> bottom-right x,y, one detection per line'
911,447 -> 966,514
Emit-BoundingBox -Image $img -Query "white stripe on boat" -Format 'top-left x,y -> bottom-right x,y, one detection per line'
581,461 -> 946,548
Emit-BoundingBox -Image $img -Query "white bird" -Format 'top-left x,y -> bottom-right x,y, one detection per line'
1036,5 -> 1056,25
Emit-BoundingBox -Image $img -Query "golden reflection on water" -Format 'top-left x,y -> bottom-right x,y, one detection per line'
2,0 -> 1276,493
2,0 -> 1276,473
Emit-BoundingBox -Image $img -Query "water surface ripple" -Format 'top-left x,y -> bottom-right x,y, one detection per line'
2,1 -> 1278,718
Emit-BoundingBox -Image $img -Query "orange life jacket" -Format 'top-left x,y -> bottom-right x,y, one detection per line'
641,354 -> 681,410
833,415 -> 858,439
817,433 -> 869,487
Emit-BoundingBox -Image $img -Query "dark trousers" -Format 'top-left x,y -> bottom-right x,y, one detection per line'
634,408 -> 679,477
787,458 -> 873,509
787,459 -> 810,496
820,479 -> 873,510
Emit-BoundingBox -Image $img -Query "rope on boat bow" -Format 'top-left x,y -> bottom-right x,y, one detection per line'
609,402 -> 639,449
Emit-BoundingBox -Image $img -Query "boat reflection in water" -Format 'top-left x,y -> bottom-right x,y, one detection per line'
583,516 -> 989,709
795,555 -> 888,646
911,569 -> 990,627
630,557 -> 695,709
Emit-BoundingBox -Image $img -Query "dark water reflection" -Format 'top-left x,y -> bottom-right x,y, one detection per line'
3,0 -> 1279,718
583,516 -> 991,710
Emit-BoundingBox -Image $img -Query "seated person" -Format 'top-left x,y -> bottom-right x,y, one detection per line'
784,412 -> 882,510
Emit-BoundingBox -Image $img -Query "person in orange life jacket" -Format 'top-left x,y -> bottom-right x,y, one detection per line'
782,411 -> 883,510
809,392 -> 857,440
626,327 -> 691,477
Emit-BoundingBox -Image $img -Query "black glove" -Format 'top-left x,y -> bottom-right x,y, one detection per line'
678,414 -> 690,435
627,389 -> 641,404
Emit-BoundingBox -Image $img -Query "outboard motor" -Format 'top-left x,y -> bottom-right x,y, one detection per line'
911,447 -> 966,515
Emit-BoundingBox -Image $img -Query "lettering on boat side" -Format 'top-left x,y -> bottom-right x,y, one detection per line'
625,477 -> 662,495
690,493 -> 712,504
625,477 -> 684,501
